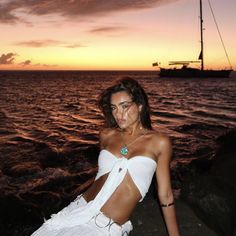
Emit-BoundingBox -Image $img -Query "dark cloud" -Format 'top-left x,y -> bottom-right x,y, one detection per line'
19,59 -> 31,66
0,0 -> 178,24
14,40 -> 85,48
15,40 -> 63,47
0,1 -> 21,24
89,26 -> 126,34
32,63 -> 58,68
0,53 -> 17,64
64,44 -> 86,48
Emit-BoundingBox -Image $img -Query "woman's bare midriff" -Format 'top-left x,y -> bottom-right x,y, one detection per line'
82,173 -> 141,225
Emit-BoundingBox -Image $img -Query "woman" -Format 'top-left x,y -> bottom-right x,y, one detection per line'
32,77 -> 179,236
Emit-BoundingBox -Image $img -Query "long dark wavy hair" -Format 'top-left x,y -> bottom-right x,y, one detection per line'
99,77 -> 152,129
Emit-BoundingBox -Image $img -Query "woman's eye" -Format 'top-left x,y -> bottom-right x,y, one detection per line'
122,104 -> 129,109
110,106 -> 116,111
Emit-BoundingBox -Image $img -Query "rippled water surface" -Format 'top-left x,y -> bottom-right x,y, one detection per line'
0,70 -> 236,226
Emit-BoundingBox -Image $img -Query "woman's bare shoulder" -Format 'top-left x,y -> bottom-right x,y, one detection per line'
100,127 -> 117,137
145,130 -> 172,159
99,128 -> 118,147
146,130 -> 171,145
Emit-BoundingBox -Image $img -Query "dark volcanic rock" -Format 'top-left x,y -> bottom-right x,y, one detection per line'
181,128 -> 236,236
0,145 -> 99,236
0,194 -> 42,236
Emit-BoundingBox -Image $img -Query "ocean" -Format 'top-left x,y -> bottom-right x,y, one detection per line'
0,70 -> 236,234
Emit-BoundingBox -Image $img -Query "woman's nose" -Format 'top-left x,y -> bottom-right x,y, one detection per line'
115,108 -> 124,118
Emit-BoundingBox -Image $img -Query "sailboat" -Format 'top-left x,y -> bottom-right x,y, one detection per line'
154,0 -> 233,78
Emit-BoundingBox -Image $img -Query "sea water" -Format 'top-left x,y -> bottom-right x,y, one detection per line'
0,70 -> 235,233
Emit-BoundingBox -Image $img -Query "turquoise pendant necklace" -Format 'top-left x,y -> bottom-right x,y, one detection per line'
120,130 -> 145,156
120,146 -> 129,156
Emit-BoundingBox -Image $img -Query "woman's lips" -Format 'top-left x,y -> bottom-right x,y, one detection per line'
117,119 -> 126,125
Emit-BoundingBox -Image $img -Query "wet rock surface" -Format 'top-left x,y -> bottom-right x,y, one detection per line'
131,188 -> 217,236
181,129 -> 236,236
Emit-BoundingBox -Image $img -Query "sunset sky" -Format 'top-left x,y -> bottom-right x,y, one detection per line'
0,0 -> 235,70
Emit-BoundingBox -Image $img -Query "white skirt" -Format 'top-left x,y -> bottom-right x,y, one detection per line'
31,195 -> 133,236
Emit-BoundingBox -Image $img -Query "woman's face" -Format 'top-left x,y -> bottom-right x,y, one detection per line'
110,91 -> 141,129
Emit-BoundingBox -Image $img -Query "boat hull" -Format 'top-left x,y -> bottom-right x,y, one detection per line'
159,68 -> 232,78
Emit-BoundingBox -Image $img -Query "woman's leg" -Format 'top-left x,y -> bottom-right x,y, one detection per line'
56,211 -> 132,236
32,196 -> 133,236
31,195 -> 87,236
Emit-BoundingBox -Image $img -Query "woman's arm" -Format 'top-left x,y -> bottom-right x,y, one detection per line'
155,135 -> 180,236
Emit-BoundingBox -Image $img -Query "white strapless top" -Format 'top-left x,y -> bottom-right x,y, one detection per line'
33,149 -> 157,230
95,149 -> 157,201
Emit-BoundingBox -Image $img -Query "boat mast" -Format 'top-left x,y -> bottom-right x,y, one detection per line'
200,0 -> 204,70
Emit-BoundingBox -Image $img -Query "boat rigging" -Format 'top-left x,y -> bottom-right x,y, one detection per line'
153,0 -> 233,78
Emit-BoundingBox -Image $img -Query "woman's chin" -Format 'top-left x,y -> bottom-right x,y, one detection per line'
117,123 -> 127,129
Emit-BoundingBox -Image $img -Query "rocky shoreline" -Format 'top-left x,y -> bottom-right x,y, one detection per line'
181,128 -> 236,236
1,129 -> 235,235
131,194 -> 218,236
